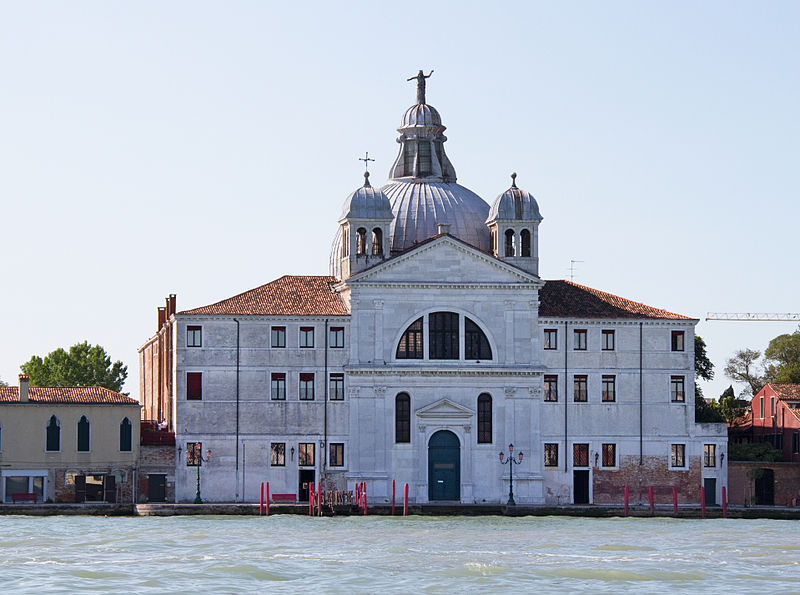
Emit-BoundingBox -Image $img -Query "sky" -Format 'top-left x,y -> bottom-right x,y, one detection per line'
1,1 -> 798,401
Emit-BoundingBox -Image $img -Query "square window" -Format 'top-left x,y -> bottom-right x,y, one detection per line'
271,373 -> 286,401
602,443 -> 616,467
573,375 -> 588,402
329,327 -> 344,348
271,326 -> 286,348
671,330 -> 685,352
270,443 -> 285,466
704,444 -> 716,467
298,442 -> 315,466
573,443 -> 589,467
573,329 -> 587,351
299,373 -> 315,400
186,442 -> 202,466
329,373 -> 344,400
187,326 -> 202,347
329,443 -> 344,467
544,375 -> 558,402
671,444 -> 686,468
601,375 -> 616,402
544,443 -> 559,467
671,376 -> 685,402
601,329 -> 615,351
544,329 -> 558,350
187,372 -> 202,400
300,327 -> 315,348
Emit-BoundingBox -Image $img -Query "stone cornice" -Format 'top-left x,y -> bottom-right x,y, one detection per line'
538,318 -> 697,327
345,366 -> 545,378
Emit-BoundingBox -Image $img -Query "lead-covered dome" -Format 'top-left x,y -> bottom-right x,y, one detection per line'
487,173 -> 543,222
339,172 -> 393,221
401,103 -> 442,127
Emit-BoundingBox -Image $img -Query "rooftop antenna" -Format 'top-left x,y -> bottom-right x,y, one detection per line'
569,260 -> 584,283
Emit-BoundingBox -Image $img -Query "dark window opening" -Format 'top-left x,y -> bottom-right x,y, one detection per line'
465,318 -> 492,360
119,417 -> 132,452
329,443 -> 344,467
504,229 -> 515,257
187,372 -> 202,400
46,415 -> 60,452
429,312 -> 459,360
372,228 -> 383,255
395,393 -> 410,443
356,228 -> 367,255
477,393 -> 492,444
397,317 -> 424,359
520,229 -> 531,257
77,416 -> 90,452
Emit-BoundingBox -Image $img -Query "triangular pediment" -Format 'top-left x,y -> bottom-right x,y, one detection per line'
416,398 -> 474,420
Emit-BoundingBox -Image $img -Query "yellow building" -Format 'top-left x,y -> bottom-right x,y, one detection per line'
0,375 -> 140,503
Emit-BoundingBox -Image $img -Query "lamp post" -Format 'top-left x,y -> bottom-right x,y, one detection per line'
190,445 -> 212,504
499,443 -> 524,505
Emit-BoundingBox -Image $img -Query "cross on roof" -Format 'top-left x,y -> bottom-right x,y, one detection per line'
359,151 -> 375,171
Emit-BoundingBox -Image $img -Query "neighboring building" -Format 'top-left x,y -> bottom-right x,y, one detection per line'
139,74 -> 726,505
0,375 -> 140,503
749,383 -> 800,463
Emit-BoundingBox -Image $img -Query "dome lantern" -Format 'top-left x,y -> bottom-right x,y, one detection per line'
486,173 -> 543,276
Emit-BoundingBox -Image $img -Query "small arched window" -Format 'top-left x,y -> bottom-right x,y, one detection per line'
397,317 -> 424,359
477,393 -> 492,444
465,318 -> 492,360
504,229 -> 515,257
395,393 -> 410,443
46,415 -> 60,452
77,415 -> 90,452
521,229 -> 531,257
372,228 -> 383,255
356,228 -> 367,255
120,417 -> 132,452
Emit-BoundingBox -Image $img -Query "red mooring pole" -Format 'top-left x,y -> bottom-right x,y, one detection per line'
648,486 -> 655,515
623,486 -> 629,517
309,483 -> 314,516
362,482 -> 367,515
700,486 -> 706,519
355,482 -> 360,508
392,479 -> 396,516
404,483 -> 409,516
265,482 -> 270,517
260,482 -> 265,516
317,481 -> 322,516
722,486 -> 727,518
672,486 -> 678,516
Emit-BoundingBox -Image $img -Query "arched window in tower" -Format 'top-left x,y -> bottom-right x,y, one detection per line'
395,393 -> 411,443
372,228 -> 383,255
342,228 -> 349,257
356,228 -> 367,255
46,415 -> 60,452
504,229 -> 515,257
477,393 -> 492,444
465,317 -> 492,360
521,229 -> 531,257
77,415 -> 90,452
418,141 -> 432,176
429,312 -> 459,359
396,317 -> 423,359
490,228 -> 497,255
120,417 -> 132,452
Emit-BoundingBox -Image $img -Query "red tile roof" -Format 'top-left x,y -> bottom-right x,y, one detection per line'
180,275 -> 348,317
0,386 -> 140,405
539,280 -> 693,320
768,383 -> 800,401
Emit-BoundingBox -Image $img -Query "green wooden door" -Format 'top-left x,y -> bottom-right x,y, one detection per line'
428,430 -> 460,501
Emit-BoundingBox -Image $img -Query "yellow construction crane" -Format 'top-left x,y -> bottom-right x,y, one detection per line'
706,313 -> 800,321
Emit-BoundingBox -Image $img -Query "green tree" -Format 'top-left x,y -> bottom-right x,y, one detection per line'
724,348 -> 764,397
718,385 -> 749,426
763,331 -> 800,384
695,335 -> 714,382
729,442 -> 782,462
20,342 -> 127,394
694,336 -> 723,422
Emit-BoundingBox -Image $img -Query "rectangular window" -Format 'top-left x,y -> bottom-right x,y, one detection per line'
601,329 -> 615,351
271,326 -> 286,348
792,433 -> 799,454
270,443 -> 285,466
573,329 -> 587,351
329,327 -> 344,348
670,376 -> 685,402
601,375 -> 616,402
671,330 -> 685,351
704,444 -> 716,467
186,442 -> 201,466
298,442 -> 315,466
573,443 -> 589,467
429,312 -> 459,359
271,373 -> 286,400
395,394 -> 411,443
299,326 -> 315,348
329,373 -> 344,401
544,375 -> 558,402
187,325 -> 202,347
544,329 -> 558,350
299,373 -> 315,400
187,372 -> 202,400
602,443 -> 616,467
770,396 -> 775,417
573,375 -> 588,402
329,443 -> 344,467
671,443 -> 686,468
544,443 -> 559,467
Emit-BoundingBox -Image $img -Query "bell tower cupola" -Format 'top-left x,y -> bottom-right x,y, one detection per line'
486,173 -> 543,276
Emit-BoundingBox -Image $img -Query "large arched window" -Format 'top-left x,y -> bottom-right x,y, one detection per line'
356,228 -> 367,255
371,228 -> 383,255
477,393 -> 492,444
396,317 -> 423,359
504,229 -> 515,257
395,393 -> 410,443
120,417 -> 132,452
429,312 -> 459,359
465,318 -> 492,360
77,415 -> 90,452
46,415 -> 60,452
520,229 -> 531,257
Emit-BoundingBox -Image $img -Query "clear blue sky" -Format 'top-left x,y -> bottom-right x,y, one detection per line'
1,1 -> 798,400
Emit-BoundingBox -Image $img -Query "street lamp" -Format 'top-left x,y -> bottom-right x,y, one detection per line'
190,446 -> 212,504
499,443 -> 524,505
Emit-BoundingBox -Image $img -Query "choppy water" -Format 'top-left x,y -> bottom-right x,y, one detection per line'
1,515 -> 799,594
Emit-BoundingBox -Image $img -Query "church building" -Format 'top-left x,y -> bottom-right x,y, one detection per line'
138,73 -> 727,506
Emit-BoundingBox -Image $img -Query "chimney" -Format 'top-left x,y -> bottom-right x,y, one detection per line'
19,374 -> 29,403
437,223 -> 451,235
167,294 -> 176,318
158,307 -> 166,331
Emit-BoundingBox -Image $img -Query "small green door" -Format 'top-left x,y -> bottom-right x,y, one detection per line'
428,430 -> 460,501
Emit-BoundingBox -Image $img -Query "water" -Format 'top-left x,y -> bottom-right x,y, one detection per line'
1,515 -> 799,594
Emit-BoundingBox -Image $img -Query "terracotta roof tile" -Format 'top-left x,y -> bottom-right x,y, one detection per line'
539,280 -> 693,320
0,386 -> 139,405
768,383 -> 800,401
180,275 -> 348,317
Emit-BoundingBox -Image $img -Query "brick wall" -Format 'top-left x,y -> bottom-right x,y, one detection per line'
728,461 -> 800,507
593,455 -> 703,505
137,444 -> 175,503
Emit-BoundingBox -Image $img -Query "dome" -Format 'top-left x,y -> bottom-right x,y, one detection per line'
339,172 -> 393,221
487,173 -> 543,222
382,180 -> 491,253
401,103 -> 442,128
